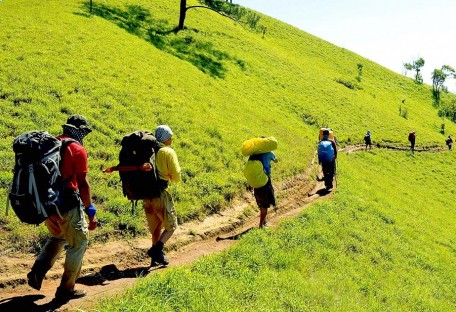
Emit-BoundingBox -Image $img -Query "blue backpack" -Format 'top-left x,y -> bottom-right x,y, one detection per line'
318,140 -> 335,163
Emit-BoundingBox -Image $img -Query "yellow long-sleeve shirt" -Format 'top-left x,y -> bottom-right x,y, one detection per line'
156,145 -> 181,183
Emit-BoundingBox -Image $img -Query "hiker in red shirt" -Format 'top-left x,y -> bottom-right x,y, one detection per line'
27,114 -> 98,301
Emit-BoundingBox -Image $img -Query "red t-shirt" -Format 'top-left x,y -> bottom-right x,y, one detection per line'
57,135 -> 88,191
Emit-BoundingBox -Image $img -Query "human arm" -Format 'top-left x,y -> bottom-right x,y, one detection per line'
157,147 -> 181,183
167,149 -> 181,183
77,172 -> 98,231
332,141 -> 338,159
272,152 -> 278,163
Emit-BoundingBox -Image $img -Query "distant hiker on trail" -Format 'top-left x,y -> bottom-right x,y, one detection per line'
144,125 -> 181,266
248,151 -> 278,228
364,130 -> 372,150
27,114 -> 98,301
408,131 -> 416,153
445,135 -> 453,150
318,129 -> 337,191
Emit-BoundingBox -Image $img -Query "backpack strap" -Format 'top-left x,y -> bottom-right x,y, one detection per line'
29,164 -> 48,219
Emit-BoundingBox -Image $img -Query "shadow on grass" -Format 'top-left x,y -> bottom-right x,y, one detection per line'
79,2 -> 245,78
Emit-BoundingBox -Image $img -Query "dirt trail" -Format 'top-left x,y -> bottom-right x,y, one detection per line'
0,144 -> 434,311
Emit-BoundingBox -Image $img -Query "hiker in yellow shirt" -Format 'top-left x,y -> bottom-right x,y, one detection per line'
144,125 -> 181,266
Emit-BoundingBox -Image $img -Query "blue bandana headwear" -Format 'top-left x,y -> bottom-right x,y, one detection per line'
155,125 -> 173,143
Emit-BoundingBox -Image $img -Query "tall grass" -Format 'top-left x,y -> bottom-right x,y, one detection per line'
95,149 -> 456,311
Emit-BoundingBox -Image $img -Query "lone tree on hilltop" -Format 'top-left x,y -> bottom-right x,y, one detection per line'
432,65 -> 456,101
404,57 -> 425,84
178,0 -> 263,32
178,0 -> 235,30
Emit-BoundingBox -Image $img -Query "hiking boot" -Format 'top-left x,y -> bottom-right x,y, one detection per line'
55,287 -> 87,301
147,241 -> 169,266
27,270 -> 44,291
147,246 -> 160,267
154,251 -> 169,266
147,245 -> 156,258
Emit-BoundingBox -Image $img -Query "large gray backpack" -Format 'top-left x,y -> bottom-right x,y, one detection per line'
8,131 -> 76,224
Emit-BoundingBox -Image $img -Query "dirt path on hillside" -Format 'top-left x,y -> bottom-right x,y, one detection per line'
0,144 -> 444,311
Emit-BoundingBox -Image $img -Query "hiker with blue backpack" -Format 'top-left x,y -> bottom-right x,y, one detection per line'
318,129 -> 338,191
24,115 -> 97,301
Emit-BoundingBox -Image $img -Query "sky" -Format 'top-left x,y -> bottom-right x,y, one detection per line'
235,0 -> 456,92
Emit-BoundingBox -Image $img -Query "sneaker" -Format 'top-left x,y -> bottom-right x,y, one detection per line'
27,270 -> 44,291
55,288 -> 87,301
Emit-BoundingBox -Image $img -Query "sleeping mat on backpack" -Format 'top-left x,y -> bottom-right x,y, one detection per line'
241,136 -> 278,157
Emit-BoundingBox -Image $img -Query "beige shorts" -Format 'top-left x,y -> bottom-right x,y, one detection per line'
143,190 -> 177,232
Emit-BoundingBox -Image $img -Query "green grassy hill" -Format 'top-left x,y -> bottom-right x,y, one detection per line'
0,2 -> 455,306
0,0 -> 456,311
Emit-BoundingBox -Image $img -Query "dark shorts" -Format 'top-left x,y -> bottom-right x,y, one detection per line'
253,178 -> 276,209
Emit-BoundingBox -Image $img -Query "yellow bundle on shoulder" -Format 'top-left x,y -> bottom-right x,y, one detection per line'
241,136 -> 278,157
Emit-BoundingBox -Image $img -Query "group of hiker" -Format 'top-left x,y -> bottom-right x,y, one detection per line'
13,113 -> 453,301
365,130 -> 453,153
8,115 -> 342,300
14,115 -> 181,301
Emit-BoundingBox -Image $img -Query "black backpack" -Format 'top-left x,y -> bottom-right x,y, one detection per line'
118,130 -> 161,201
8,131 -> 77,225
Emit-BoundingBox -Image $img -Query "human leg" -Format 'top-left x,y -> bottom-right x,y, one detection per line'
259,208 -> 268,228
254,179 -> 274,228
148,191 -> 176,266
143,198 -> 163,245
27,214 -> 69,290
28,237 -> 66,290
323,161 -> 336,189
57,206 -> 89,295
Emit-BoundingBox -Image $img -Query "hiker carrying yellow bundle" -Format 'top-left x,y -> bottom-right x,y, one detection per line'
242,136 -> 278,228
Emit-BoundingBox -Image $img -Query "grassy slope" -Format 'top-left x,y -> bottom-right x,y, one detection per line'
0,0 -> 455,250
97,150 -> 456,311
